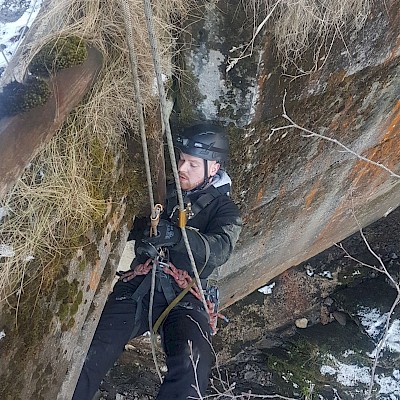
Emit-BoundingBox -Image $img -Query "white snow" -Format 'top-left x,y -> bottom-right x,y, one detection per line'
321,353 -> 400,395
319,270 -> 333,279
320,354 -> 370,387
375,370 -> 400,398
0,0 -> 43,73
0,329 -> 5,340
358,306 -> 400,354
342,349 -> 355,358
258,282 -> 275,295
0,243 -> 15,257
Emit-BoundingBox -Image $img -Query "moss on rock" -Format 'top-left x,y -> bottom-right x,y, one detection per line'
0,76 -> 50,118
29,36 -> 88,77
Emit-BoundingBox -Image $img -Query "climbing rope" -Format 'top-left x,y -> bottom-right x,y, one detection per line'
142,0 -> 209,316
120,0 -> 163,382
120,0 -> 157,220
121,0 -> 211,381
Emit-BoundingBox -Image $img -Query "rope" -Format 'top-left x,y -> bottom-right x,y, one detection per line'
149,260 -> 163,382
120,0 -> 162,382
142,0 -> 209,317
120,0 -> 156,219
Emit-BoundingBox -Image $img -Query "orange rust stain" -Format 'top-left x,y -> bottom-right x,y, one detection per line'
314,102 -> 400,246
350,100 -> 400,192
89,260 -> 101,291
305,181 -> 320,209
256,188 -> 263,203
382,100 -> 400,141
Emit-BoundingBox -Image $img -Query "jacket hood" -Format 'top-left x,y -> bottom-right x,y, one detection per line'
210,170 -> 232,195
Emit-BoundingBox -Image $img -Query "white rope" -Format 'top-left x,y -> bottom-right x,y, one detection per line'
120,0 -> 156,218
149,260 -> 163,382
120,0 -> 162,383
142,0 -> 209,312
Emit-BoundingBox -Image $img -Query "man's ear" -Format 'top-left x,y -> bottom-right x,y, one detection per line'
209,162 -> 220,177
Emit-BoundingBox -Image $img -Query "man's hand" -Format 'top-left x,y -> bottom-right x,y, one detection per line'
149,219 -> 181,247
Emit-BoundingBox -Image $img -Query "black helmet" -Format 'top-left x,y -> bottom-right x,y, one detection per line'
175,123 -> 229,163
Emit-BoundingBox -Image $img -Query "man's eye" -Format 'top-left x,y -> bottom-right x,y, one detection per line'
190,163 -> 199,168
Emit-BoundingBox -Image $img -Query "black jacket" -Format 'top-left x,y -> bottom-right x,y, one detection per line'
130,177 -> 242,279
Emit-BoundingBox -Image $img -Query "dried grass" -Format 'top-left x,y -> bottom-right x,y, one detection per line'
0,0 -> 190,301
242,0 -> 371,70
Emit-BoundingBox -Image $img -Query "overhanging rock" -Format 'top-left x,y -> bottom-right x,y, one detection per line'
177,0 -> 400,307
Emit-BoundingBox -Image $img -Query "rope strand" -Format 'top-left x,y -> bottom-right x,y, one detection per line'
142,0 -> 209,314
120,0 -> 156,218
120,0 -> 162,382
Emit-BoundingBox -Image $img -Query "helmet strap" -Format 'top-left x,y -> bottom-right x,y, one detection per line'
203,159 -> 209,185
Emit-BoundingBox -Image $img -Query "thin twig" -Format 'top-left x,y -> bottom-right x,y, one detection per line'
226,0 -> 283,73
271,91 -> 400,179
337,210 -> 400,399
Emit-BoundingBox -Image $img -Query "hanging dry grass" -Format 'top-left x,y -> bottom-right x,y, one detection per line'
240,0 -> 371,70
0,0 -> 191,301
274,0 -> 371,69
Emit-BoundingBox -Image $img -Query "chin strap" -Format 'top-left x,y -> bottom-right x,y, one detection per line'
203,159 -> 208,184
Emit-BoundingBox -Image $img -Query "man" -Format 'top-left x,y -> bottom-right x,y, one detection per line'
73,122 -> 242,400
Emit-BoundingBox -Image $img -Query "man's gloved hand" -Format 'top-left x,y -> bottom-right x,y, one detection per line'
146,219 -> 181,248
136,220 -> 181,258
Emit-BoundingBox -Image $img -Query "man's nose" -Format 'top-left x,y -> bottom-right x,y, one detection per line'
178,160 -> 188,172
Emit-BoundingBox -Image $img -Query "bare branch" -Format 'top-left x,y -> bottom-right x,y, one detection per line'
227,0 -> 283,73
271,92 -> 400,179
337,211 -> 400,399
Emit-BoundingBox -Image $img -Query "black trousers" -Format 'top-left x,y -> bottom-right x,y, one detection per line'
72,278 -> 213,400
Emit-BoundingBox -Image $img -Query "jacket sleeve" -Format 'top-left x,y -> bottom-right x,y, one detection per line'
170,198 -> 242,278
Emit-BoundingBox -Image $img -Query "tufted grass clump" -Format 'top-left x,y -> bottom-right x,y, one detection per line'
29,35 -> 88,77
0,76 -> 50,118
0,0 -> 191,302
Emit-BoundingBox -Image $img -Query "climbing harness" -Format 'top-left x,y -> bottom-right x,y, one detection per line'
162,262 -> 228,335
123,258 -> 228,335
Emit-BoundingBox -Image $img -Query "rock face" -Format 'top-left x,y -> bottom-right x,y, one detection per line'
176,0 -> 400,307
0,1 -> 399,399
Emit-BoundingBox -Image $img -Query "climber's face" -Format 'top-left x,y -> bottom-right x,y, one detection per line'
177,152 -> 219,191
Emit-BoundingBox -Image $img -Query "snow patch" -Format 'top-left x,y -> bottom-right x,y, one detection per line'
320,354 -> 370,387
322,354 -> 400,395
0,0 -> 43,73
359,307 -> 386,339
258,282 -> 275,295
342,349 -> 355,358
358,307 -> 400,354
375,370 -> 400,397
0,330 -> 5,340
319,270 -> 332,279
